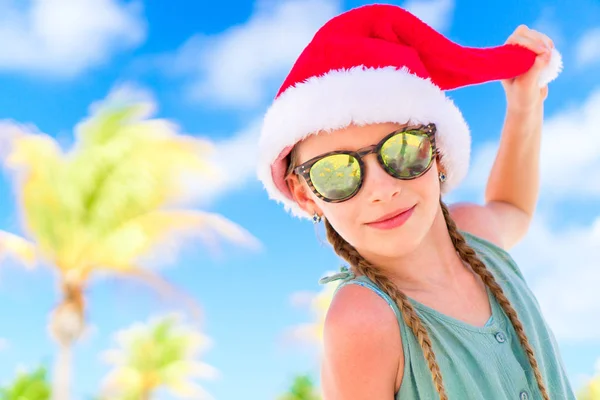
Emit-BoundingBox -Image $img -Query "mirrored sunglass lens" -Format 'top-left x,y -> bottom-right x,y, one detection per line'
380,131 -> 433,178
309,154 -> 361,200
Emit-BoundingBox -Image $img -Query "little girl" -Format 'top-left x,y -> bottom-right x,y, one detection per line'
257,4 -> 574,399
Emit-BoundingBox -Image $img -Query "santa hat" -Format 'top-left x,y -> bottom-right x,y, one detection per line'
257,4 -> 562,219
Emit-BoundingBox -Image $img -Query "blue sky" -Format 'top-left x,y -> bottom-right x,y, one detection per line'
0,0 -> 599,399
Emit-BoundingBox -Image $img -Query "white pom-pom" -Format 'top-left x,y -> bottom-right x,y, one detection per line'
538,47 -> 563,87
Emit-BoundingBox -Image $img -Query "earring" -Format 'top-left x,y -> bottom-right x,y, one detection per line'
439,171 -> 447,183
312,212 -> 322,224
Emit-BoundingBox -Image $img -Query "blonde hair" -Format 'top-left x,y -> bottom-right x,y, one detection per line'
286,147 -> 549,400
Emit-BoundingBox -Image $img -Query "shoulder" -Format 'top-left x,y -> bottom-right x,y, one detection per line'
321,282 -> 403,399
448,201 -> 531,250
325,282 -> 401,338
448,202 -> 504,247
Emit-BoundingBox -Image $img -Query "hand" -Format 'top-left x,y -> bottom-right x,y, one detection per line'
501,25 -> 554,114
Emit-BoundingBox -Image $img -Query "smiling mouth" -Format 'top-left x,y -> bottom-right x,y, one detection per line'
365,205 -> 416,229
368,206 -> 415,223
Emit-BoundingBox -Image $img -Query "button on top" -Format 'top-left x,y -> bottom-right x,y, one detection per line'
519,390 -> 529,400
495,331 -> 506,343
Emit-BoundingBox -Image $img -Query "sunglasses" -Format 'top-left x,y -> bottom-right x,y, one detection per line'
293,124 -> 438,202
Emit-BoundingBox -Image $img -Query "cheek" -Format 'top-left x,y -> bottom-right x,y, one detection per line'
406,170 -> 443,244
422,169 -> 442,200
410,162 -> 441,200
413,168 -> 442,224
320,201 -> 362,242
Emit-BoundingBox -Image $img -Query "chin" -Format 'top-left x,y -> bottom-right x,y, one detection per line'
363,208 -> 433,257
357,223 -> 424,260
375,230 -> 423,258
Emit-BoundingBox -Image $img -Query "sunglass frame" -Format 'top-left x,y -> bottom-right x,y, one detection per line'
293,123 -> 439,203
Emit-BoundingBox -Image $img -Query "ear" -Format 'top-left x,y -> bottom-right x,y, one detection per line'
286,174 -> 322,216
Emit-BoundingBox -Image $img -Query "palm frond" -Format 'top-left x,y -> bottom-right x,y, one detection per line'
0,231 -> 37,268
2,102 -> 258,274
101,314 -> 216,400
88,210 -> 259,273
1,130 -> 67,257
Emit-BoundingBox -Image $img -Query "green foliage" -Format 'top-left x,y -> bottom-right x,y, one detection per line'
278,374 -> 321,400
0,366 -> 51,400
101,314 -> 217,400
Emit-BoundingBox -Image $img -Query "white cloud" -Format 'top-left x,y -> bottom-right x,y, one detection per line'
88,81 -> 158,117
462,88 -> 600,201
510,215 -> 600,341
403,0 -> 454,32
0,338 -> 8,352
282,280 -> 338,350
170,0 -> 341,107
576,27 -> 600,67
0,0 -> 146,78
188,119 -> 262,203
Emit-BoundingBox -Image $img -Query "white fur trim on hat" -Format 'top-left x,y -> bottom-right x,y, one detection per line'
538,48 -> 563,87
257,66 -> 471,219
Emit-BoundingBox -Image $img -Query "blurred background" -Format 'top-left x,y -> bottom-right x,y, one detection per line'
0,0 -> 598,399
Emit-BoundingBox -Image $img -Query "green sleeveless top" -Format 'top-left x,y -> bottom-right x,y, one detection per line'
323,232 -> 575,400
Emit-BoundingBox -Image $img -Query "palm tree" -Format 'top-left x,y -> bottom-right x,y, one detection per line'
100,313 -> 217,400
0,365 -> 51,400
278,374 -> 321,400
0,97 -> 259,400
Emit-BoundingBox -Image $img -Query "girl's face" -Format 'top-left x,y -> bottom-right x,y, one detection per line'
288,122 -> 444,260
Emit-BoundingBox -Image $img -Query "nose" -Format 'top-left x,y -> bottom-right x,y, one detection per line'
361,155 -> 402,203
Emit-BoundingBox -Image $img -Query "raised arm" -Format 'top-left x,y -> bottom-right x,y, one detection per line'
450,25 -> 554,250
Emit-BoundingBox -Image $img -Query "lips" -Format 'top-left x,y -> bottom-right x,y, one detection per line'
368,206 -> 415,224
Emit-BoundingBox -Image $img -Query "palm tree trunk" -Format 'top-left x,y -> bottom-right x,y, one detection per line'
49,281 -> 86,400
52,343 -> 72,400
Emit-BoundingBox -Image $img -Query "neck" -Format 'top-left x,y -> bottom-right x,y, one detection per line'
362,208 -> 466,291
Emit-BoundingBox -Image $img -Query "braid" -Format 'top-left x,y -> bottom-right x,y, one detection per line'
440,201 -> 550,400
324,219 -> 448,400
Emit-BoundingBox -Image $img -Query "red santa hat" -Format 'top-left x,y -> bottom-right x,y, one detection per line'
257,4 -> 562,219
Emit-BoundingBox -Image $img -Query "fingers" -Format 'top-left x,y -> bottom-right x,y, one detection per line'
515,46 -> 552,88
508,34 -> 547,54
526,28 -> 554,50
507,24 -> 554,55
